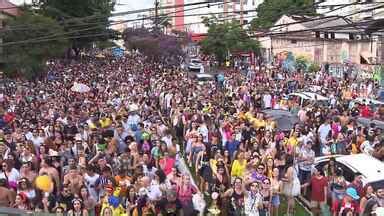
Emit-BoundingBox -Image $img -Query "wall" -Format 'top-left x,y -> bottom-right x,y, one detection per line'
266,37 -> 379,65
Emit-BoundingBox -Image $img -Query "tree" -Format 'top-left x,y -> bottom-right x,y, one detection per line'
200,18 -> 260,63
1,11 -> 69,79
251,0 -> 315,30
122,28 -> 184,63
35,0 -> 115,53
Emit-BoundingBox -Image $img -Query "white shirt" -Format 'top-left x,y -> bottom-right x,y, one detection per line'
263,94 -> 272,109
147,184 -> 162,201
161,136 -> 173,149
0,168 -> 20,184
360,140 -> 374,155
84,173 -> 100,201
298,147 -> 315,171
318,123 -> 331,144
244,191 -> 262,216
198,125 -> 209,143
31,136 -> 45,148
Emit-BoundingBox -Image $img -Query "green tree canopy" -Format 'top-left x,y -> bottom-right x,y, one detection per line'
1,11 -> 69,79
251,0 -> 315,30
35,0 -> 115,51
200,18 -> 259,63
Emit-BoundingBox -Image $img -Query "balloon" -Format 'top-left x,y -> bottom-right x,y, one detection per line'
35,175 -> 53,192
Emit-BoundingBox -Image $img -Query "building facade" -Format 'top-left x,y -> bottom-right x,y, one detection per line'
316,0 -> 384,21
160,0 -> 263,34
259,15 -> 384,65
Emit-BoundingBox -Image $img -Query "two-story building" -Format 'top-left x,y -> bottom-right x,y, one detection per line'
259,14 -> 384,65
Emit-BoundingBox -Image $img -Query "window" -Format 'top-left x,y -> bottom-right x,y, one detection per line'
243,20 -> 248,24
331,33 -> 335,39
349,33 -> 355,40
291,40 -> 297,44
337,163 -> 355,183
324,33 -> 329,39
315,31 -> 320,38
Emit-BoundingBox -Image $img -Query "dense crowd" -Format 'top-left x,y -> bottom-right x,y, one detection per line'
0,51 -> 383,216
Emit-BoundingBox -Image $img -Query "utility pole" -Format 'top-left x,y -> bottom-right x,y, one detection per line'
240,0 -> 244,25
155,0 -> 160,33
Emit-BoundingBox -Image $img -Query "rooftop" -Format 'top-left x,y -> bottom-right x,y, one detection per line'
0,0 -> 20,17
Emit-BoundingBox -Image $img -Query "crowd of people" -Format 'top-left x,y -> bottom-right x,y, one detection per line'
0,50 -> 383,216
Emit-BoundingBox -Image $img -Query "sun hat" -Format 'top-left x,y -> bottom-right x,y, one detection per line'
346,187 -> 360,200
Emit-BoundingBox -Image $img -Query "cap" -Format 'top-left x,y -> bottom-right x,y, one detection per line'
346,187 -> 360,200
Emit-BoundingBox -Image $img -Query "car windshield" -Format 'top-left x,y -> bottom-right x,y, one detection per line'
191,60 -> 201,64
197,77 -> 212,82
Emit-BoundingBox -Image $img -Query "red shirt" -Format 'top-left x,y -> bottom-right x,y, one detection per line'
332,198 -> 359,214
360,105 -> 372,118
310,176 -> 328,202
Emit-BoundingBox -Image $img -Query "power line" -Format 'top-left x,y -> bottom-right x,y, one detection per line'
3,0 -> 383,47
1,1 -> 229,45
2,1 -> 221,31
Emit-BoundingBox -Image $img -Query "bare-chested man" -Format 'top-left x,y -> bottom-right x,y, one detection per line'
0,178 -> 14,207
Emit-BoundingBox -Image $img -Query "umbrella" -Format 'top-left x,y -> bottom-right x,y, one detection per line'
263,109 -> 299,131
71,82 -> 90,93
356,117 -> 384,130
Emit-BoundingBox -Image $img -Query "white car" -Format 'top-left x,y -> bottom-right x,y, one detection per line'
288,92 -> 329,107
314,154 -> 384,189
195,74 -> 214,85
188,59 -> 203,71
353,97 -> 384,106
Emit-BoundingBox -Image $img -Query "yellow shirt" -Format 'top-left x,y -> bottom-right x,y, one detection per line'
231,159 -> 247,177
101,199 -> 127,216
252,118 -> 266,129
210,159 -> 218,175
100,117 -> 112,128
287,136 -> 299,147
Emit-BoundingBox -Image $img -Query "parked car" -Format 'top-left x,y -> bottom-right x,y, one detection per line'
288,92 -> 329,107
314,154 -> 384,190
353,97 -> 384,106
188,58 -> 203,72
195,73 -> 214,85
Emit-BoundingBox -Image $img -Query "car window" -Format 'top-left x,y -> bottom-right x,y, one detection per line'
198,77 -> 212,82
370,180 -> 384,190
191,60 -> 201,64
337,162 -> 355,183
315,160 -> 329,173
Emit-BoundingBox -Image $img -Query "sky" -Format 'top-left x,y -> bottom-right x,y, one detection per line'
9,0 -> 154,17
112,0 -> 154,21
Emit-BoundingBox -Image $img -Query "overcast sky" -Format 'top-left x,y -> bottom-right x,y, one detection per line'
112,0 -> 154,21
10,0 -> 154,17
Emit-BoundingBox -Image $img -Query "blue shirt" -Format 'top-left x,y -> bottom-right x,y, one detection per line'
225,140 -> 240,159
